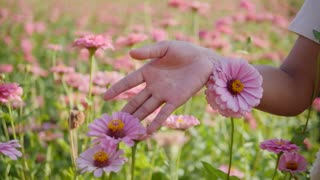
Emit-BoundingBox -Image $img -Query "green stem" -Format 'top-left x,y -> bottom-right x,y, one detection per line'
192,11 -> 199,43
108,172 -> 113,180
271,154 -> 281,180
131,143 -> 138,180
8,104 -> 16,139
288,173 -> 292,180
303,53 -> 320,133
88,53 -> 95,102
1,114 -> 9,140
147,144 -> 159,180
227,118 -> 234,180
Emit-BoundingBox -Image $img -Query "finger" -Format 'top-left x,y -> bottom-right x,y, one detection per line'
103,70 -> 143,100
129,41 -> 170,60
121,88 -> 151,114
132,96 -> 163,120
147,103 -> 176,134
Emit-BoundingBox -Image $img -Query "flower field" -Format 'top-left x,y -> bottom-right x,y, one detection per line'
0,0 -> 319,179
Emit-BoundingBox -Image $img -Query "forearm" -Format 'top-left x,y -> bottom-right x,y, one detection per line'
255,36 -> 320,116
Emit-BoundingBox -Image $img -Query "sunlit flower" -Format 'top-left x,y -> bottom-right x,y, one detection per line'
0,140 -> 22,160
0,83 -> 23,104
77,141 -> 127,177
278,152 -> 307,174
205,58 -> 263,117
260,139 -> 299,154
73,34 -> 114,52
164,115 -> 200,130
311,149 -> 320,180
88,112 -> 146,147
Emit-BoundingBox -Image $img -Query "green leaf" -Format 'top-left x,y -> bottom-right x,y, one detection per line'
313,29 -> 320,43
152,172 -> 170,180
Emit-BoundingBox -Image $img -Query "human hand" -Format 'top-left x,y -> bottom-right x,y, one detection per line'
103,40 -> 219,134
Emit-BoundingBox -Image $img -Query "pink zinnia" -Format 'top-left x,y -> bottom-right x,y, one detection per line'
164,115 -> 200,130
0,64 -> 13,73
219,165 -> 244,178
0,140 -> 22,160
278,152 -> 307,174
73,34 -> 114,52
205,58 -> 263,118
0,83 -> 23,104
77,141 -> 127,177
260,139 -> 299,154
50,64 -> 75,74
87,112 -> 146,147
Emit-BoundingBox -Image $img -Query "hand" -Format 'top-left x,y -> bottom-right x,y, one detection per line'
103,40 -> 219,134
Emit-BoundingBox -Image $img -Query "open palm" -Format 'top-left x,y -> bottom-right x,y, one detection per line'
104,41 -> 217,133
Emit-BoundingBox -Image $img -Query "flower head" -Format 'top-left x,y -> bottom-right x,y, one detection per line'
205,58 -> 263,118
73,34 -> 114,53
0,140 -> 22,160
88,112 -> 146,147
278,152 -> 307,174
164,115 -> 200,130
77,141 -> 127,177
0,83 -> 23,104
260,139 -> 299,154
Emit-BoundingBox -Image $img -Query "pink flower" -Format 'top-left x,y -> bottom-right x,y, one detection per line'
88,112 -> 146,147
164,115 -> 200,130
0,83 -> 23,104
260,139 -> 299,154
77,141 -> 127,177
0,140 -> 22,160
278,152 -> 307,174
205,58 -> 263,117
0,64 -> 13,73
73,34 -> 114,52
50,64 -> 75,74
47,44 -> 63,51
239,0 -> 255,12
151,28 -> 168,42
219,165 -> 244,178
152,131 -> 189,147
115,33 -> 148,48
311,149 -> 320,180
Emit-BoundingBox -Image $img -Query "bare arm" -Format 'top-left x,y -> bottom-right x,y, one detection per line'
256,36 -> 320,116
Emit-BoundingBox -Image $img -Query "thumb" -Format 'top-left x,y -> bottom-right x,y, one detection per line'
129,41 -> 170,60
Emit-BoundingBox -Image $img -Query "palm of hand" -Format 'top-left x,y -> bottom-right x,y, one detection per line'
104,41 -> 215,133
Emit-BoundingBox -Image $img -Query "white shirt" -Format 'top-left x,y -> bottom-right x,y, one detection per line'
289,0 -> 320,44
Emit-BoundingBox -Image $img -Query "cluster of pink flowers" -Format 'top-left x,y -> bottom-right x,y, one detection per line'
0,82 -> 23,105
205,57 -> 263,118
260,138 -> 307,175
77,112 -> 146,177
0,140 -> 22,160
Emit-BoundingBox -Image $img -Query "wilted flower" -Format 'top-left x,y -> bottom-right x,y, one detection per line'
164,115 -> 200,130
278,152 -> 307,174
73,34 -> 114,53
77,141 -> 127,177
69,108 -> 85,129
205,58 -> 263,118
0,140 -> 22,160
88,112 -> 146,147
0,83 -> 23,104
260,139 -> 299,154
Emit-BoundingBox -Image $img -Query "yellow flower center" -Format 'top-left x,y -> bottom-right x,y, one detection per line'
285,160 -> 298,170
228,79 -> 244,95
93,151 -> 109,167
177,119 -> 184,123
107,119 -> 125,132
276,140 -> 286,145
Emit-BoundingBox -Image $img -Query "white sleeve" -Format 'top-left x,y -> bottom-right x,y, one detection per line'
288,0 -> 320,44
